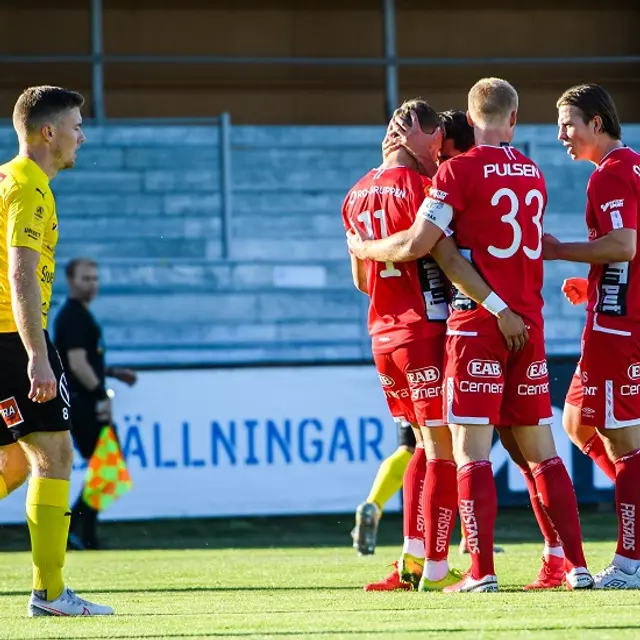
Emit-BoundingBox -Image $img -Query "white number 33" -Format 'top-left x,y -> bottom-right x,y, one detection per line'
488,188 -> 544,260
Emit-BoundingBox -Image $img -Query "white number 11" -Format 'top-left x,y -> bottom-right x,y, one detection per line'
357,209 -> 401,278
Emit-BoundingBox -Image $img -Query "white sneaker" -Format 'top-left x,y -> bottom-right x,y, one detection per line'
565,567 -> 594,590
28,587 -> 114,617
594,564 -> 640,590
443,571 -> 498,593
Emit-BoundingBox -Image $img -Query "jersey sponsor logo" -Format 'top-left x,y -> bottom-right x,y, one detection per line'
378,373 -> 395,388
588,228 -> 597,240
527,360 -> 548,380
628,364 -> 640,381
597,261 -> 629,316
347,185 -> 406,204
610,210 -> 623,229
428,187 -> 448,200
407,367 -> 440,385
581,407 -> 596,418
450,248 -> 477,312
23,227 -> 41,241
467,359 -> 502,378
417,257 -> 448,321
601,199 -> 624,212
34,206 -> 45,220
583,386 -> 598,396
35,187 -> 47,199
634,165 -> 640,178
40,265 -> 55,284
0,396 -> 24,428
483,163 -> 540,179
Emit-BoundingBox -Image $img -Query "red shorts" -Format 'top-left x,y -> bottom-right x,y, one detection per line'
566,315 -> 640,429
373,337 -> 445,428
444,323 -> 553,427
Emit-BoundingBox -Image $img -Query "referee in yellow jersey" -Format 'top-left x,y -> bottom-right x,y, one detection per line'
0,86 -> 113,616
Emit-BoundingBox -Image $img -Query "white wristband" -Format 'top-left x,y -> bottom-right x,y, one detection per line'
481,292 -> 508,317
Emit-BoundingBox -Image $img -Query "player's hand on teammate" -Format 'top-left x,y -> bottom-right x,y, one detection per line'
346,224 -> 369,259
542,233 -> 561,260
496,308 -> 529,351
561,277 -> 588,305
27,354 -> 57,403
387,110 -> 443,171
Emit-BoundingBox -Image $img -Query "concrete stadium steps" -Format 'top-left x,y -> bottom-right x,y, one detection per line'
1,122 -> 638,365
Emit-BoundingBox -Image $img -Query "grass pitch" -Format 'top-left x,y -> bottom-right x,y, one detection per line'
1,509 -> 638,639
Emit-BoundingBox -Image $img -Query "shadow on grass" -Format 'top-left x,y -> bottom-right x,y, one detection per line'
0,507 -> 617,553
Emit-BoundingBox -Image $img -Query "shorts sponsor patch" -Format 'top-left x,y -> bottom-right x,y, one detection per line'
526,360 -> 548,380
467,359 -> 502,378
0,396 -> 24,428
379,374 -> 395,387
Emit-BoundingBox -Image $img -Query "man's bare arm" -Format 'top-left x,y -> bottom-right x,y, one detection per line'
67,348 -> 102,393
347,214 -> 445,263
544,229 -> 636,264
8,246 -> 47,358
431,237 -> 529,351
431,237 -> 493,303
9,246 -> 56,402
350,255 -> 368,294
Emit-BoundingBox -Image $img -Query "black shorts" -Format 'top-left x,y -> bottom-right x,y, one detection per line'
0,331 -> 72,446
397,420 -> 417,449
70,393 -> 105,460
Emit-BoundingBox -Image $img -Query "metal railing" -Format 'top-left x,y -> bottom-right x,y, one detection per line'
1,0 -> 639,123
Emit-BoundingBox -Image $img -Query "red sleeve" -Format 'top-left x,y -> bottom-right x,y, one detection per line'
589,169 -> 638,233
341,195 -> 352,232
407,174 -> 428,218
429,158 -> 467,213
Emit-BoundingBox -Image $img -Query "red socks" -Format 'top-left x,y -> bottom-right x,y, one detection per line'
424,459 -> 457,561
532,457 -> 586,570
403,447 -> 426,540
583,434 -> 616,481
520,466 -> 561,547
458,460 -> 497,578
614,449 -> 640,561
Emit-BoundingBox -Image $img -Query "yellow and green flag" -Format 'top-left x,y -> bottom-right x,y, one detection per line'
83,426 -> 133,512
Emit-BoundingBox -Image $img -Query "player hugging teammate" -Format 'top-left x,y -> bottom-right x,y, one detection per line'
345,77 -> 640,593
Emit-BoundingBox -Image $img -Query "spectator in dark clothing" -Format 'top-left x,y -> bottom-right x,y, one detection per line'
54,257 -> 137,549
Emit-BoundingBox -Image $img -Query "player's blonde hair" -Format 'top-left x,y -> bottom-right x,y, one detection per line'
468,78 -> 518,127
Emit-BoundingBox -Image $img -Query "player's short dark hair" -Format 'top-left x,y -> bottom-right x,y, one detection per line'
440,110 -> 474,153
393,98 -> 441,133
13,86 -> 84,137
66,257 -> 97,280
556,84 -> 621,140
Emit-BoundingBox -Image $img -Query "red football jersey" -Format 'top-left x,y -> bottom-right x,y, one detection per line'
428,144 -> 547,335
584,146 -> 640,330
342,166 -> 448,354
